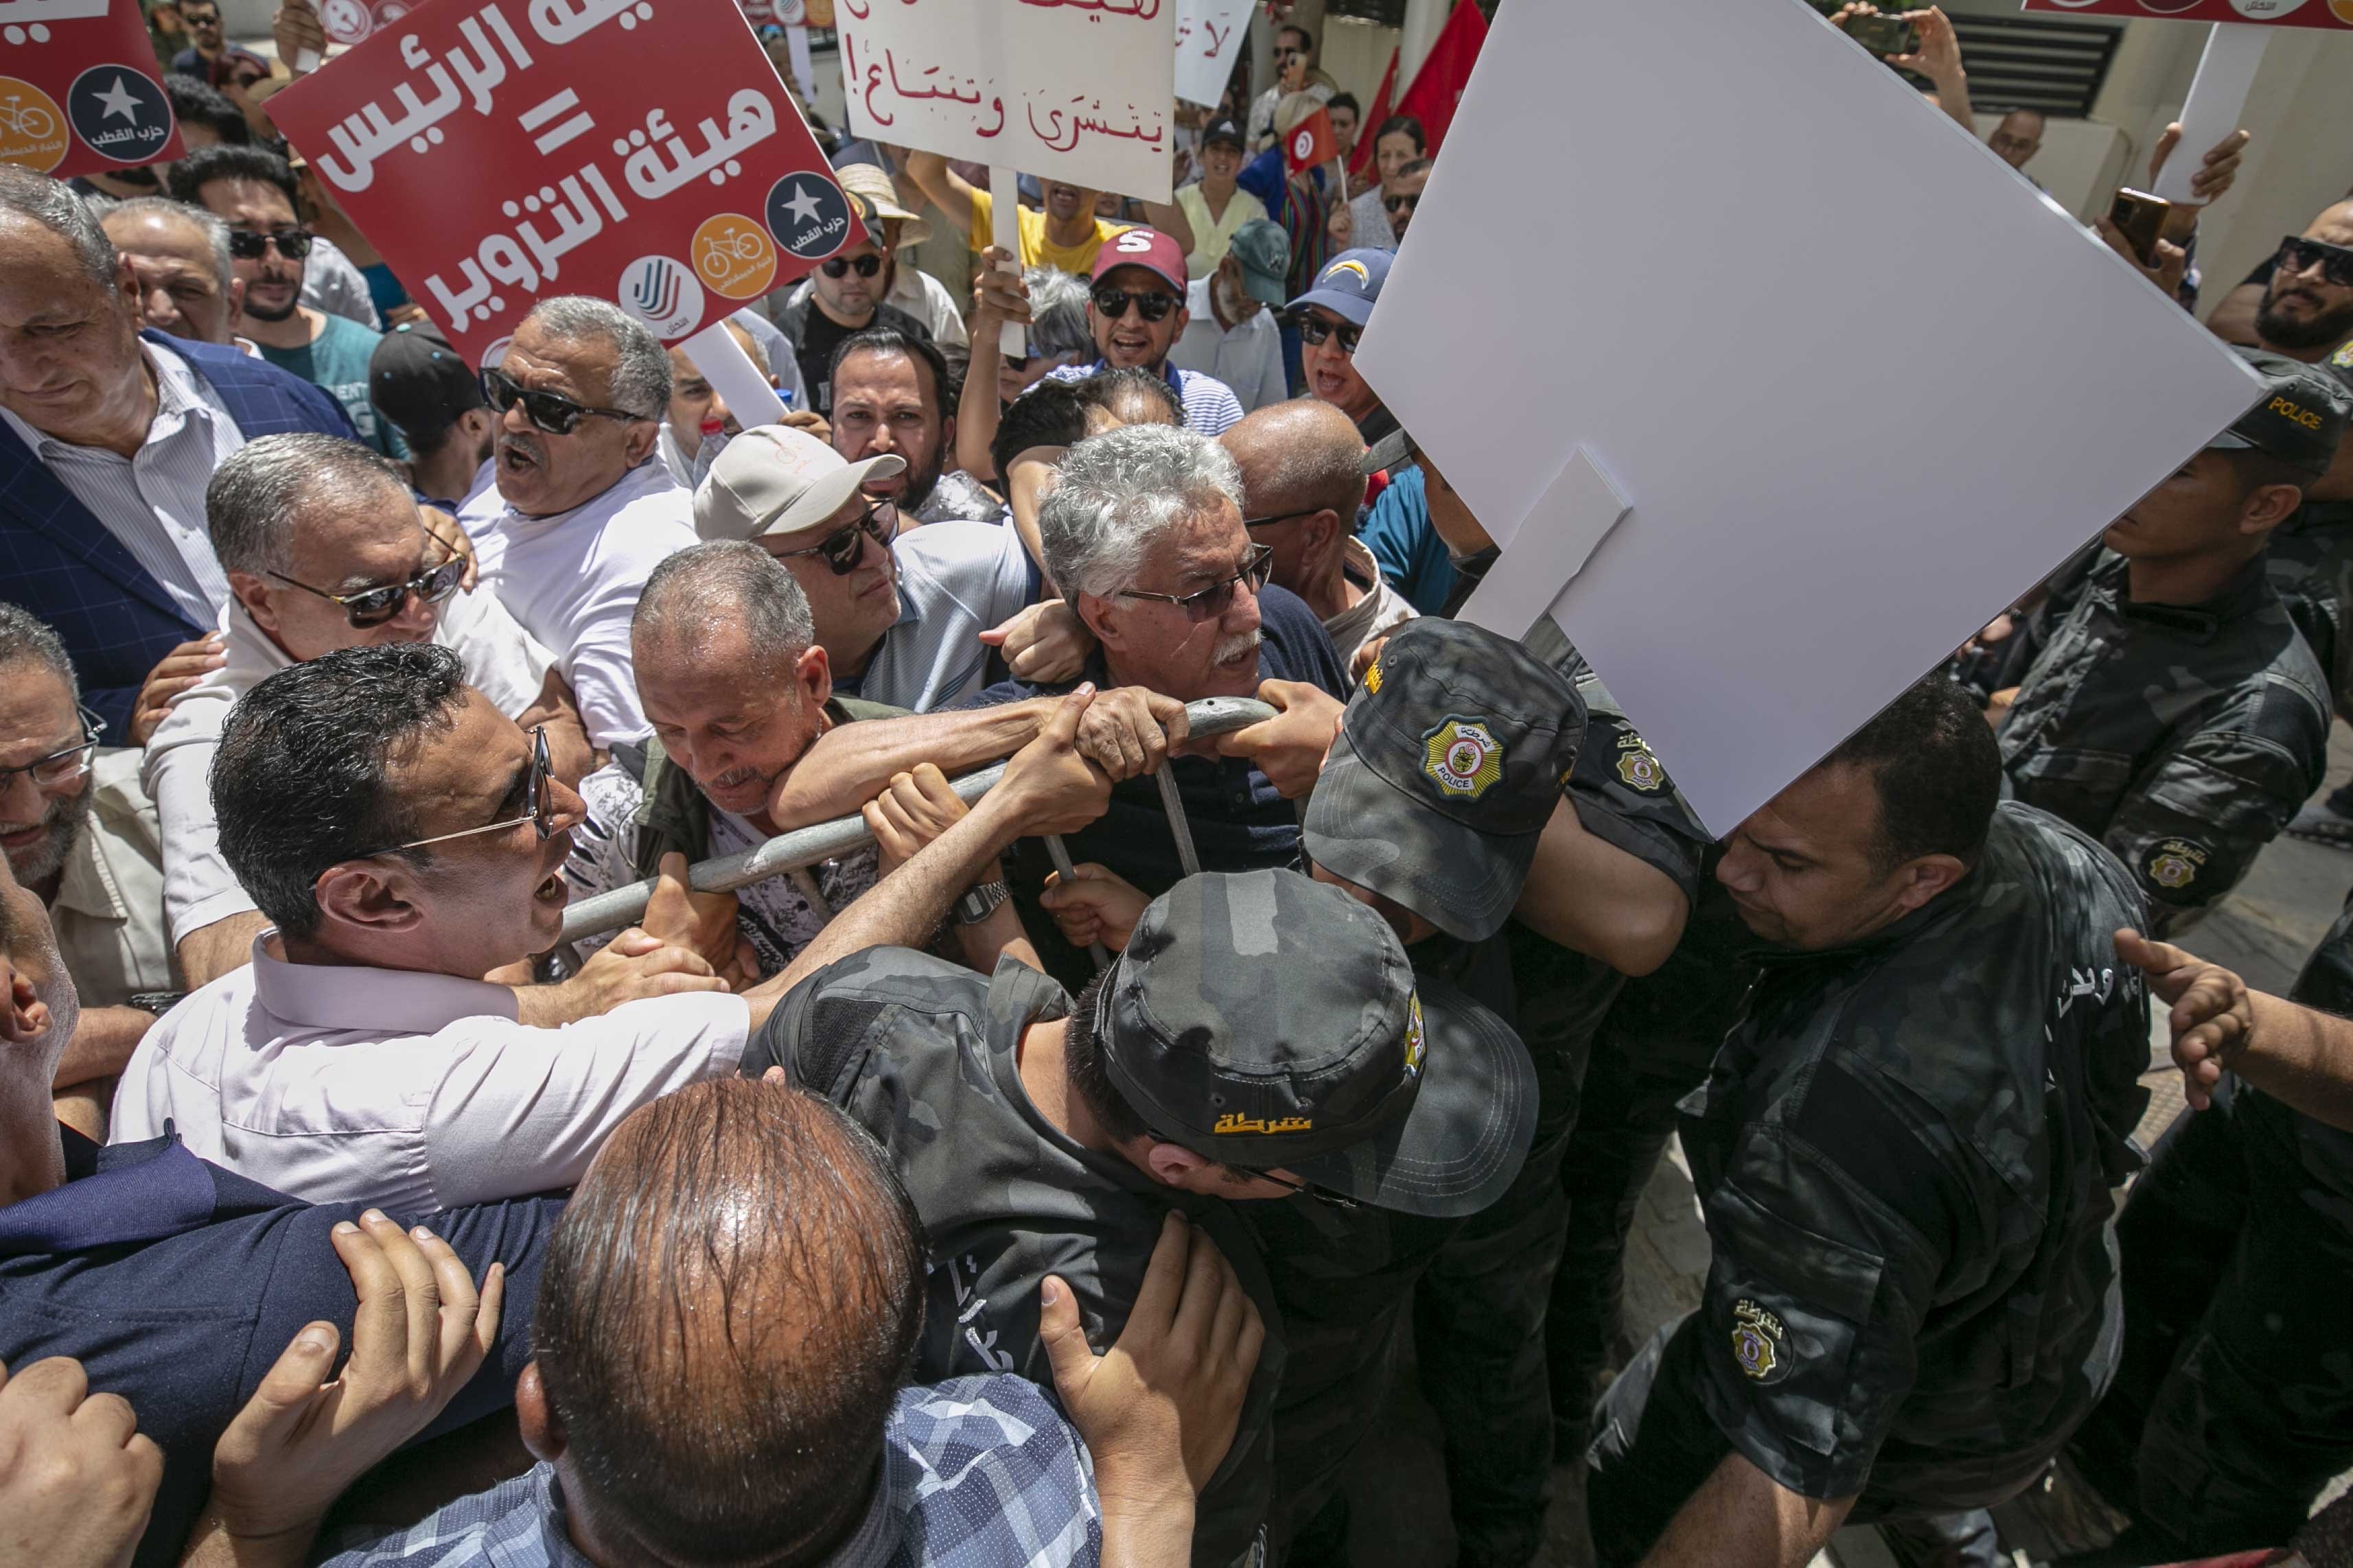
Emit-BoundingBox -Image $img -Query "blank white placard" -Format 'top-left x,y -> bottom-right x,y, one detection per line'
1353,0 -> 2264,836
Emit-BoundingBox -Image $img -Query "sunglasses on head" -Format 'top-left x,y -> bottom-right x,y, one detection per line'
1117,542 -> 1273,624
227,226 -> 313,261
1284,312 -> 1362,354
822,252 -> 885,279
2278,235 -> 2353,289
772,498 -> 899,575
1093,284 -> 1179,323
480,366 -> 647,436
1384,191 -> 1420,215
270,554 -> 465,629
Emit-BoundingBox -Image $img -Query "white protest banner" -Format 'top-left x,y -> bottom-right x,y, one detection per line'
267,0 -> 859,366
1174,0 -> 1249,107
838,0 -> 1176,203
1354,0 -> 2264,836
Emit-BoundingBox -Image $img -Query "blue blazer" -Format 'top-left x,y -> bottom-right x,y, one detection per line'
0,332 -> 358,735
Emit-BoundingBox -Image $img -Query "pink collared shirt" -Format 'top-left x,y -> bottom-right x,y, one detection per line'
111,934 -> 748,1211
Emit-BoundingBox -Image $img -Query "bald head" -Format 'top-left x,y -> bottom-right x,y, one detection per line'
1222,397 -> 1367,522
1990,109 -> 2043,170
533,1079 -> 924,1565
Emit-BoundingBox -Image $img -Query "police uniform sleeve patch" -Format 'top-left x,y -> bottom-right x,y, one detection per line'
1614,729 -> 1666,792
2144,838 -> 2210,893
1730,1299 -> 1788,1383
1422,717 -> 1505,799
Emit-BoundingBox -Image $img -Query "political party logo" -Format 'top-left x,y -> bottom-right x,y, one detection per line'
476,334 -> 515,372
66,65 -> 172,165
776,0 -> 807,20
2230,0 -> 2308,14
316,0 -> 373,41
693,213 -> 778,299
2146,838 -> 2209,891
766,172 -> 853,260
0,78 -> 68,173
1731,1300 -> 1786,1382
2333,0 -> 2353,20
1422,717 -> 1505,800
617,255 -> 704,340
1615,732 -> 1665,793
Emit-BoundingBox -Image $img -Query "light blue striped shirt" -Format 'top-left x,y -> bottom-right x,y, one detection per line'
0,343 -> 241,629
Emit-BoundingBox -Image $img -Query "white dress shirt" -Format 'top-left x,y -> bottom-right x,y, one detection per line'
0,342 -> 242,629
1169,277 -> 1289,415
111,934 -> 750,1210
461,459 -> 697,748
143,592 -> 554,948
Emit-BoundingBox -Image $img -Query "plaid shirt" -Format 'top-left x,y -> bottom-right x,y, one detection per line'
319,1376 -> 1101,1568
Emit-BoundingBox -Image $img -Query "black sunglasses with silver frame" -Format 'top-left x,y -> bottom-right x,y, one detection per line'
379,725 -> 555,855
770,498 -> 901,576
479,366 -> 649,436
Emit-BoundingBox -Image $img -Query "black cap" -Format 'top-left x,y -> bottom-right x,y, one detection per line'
1099,869 -> 1535,1218
1304,620 -> 1585,941
2210,347 -> 2353,476
1203,116 -> 1246,151
369,322 -> 483,444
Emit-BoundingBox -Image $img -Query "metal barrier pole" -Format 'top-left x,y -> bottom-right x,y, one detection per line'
557,695 -> 1275,946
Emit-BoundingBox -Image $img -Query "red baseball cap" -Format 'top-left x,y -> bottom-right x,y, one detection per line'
1093,227 -> 1187,293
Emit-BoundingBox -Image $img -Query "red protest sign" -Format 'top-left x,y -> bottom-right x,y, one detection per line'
2021,0 -> 2353,25
0,1 -> 184,180
267,0 -> 860,364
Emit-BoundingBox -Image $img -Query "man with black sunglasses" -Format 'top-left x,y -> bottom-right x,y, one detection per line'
458,296 -> 699,751
172,145 -> 397,458
1283,248 -> 1400,452
1384,159 -> 1429,244
1045,229 -> 1244,436
146,434 -> 569,991
769,196 -> 932,417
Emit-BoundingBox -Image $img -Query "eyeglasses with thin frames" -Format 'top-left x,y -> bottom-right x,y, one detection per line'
0,707 -> 104,794
771,498 -> 899,576
1117,543 -> 1272,624
384,726 -> 554,853
480,366 -> 649,436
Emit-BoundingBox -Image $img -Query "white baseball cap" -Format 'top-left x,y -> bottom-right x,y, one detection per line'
692,426 -> 905,542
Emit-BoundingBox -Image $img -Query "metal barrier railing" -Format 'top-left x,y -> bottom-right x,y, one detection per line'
557,695 -> 1275,945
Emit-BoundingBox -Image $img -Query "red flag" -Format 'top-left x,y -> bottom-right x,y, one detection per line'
1396,0 -> 1490,154
1283,106 -> 1336,176
1350,47 -> 1398,181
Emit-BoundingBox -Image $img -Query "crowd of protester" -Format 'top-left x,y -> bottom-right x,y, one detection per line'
9,5 -> 2353,1567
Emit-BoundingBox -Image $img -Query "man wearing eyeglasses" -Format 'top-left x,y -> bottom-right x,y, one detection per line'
1283,248 -> 1399,453
458,296 -> 700,751
756,866 -> 1531,1568
171,146 -> 397,458
1044,229 -> 1244,438
113,639 -> 1116,1210
769,196 -> 934,419
0,605 -> 172,1142
145,434 -> 568,990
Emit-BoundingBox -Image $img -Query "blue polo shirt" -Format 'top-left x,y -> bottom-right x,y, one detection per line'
963,584 -> 1346,987
0,1131 -> 561,1568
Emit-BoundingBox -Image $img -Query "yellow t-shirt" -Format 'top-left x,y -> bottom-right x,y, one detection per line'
969,189 -> 1131,275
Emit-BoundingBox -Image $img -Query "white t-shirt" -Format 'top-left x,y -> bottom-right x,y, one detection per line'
111,934 -> 748,1210
462,459 -> 698,747
143,590 -> 553,947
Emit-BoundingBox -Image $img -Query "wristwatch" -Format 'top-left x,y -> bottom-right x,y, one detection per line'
955,878 -> 1011,926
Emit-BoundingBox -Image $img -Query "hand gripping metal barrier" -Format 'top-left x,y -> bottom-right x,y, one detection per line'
556,695 -> 1275,946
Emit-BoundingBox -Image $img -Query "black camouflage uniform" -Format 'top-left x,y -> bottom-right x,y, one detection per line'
1991,353 -> 2347,927
2066,887 -> 2353,1557
1585,803 -> 2153,1567
1259,619 -> 1584,1565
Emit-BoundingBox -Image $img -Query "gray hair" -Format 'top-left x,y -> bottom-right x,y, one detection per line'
634,541 -> 816,674
0,603 -> 78,703
1038,424 -> 1245,599
206,433 -> 409,576
0,164 -> 119,292
1024,266 -> 1093,361
102,197 -> 233,292
522,296 -> 672,420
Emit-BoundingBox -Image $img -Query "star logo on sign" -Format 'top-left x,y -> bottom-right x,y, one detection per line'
93,75 -> 143,122
779,182 -> 823,227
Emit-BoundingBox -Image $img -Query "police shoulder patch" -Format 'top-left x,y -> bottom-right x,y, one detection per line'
1614,729 -> 1665,793
1730,1298 -> 1787,1383
2144,837 -> 2210,893
2336,340 -> 2353,371
1422,716 -> 1505,799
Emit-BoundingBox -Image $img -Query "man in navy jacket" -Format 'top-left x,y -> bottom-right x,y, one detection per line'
0,167 -> 356,738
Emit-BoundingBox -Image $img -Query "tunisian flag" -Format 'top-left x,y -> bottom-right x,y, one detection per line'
1396,0 -> 1490,154
1350,47 -> 1398,181
1283,106 -> 1338,176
